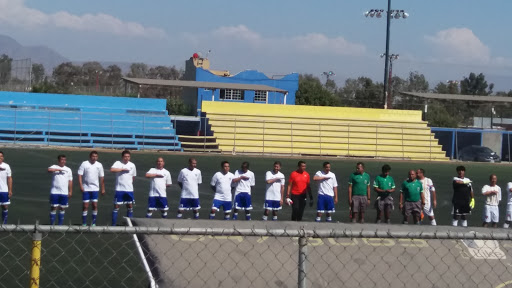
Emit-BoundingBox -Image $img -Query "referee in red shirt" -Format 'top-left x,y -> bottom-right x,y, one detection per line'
286,161 -> 313,221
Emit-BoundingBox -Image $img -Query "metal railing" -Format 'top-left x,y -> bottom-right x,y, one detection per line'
2,221 -> 512,288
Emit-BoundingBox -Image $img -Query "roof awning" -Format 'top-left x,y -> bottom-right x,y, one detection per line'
400,92 -> 512,103
122,77 -> 288,94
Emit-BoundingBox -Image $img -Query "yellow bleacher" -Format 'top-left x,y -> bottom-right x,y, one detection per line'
202,102 -> 448,161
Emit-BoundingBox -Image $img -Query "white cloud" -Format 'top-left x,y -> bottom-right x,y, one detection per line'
425,28 -> 490,64
0,0 -> 166,38
187,25 -> 365,57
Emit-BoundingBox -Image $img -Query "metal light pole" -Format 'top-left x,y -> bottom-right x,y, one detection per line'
381,53 -> 399,109
321,71 -> 335,83
365,5 -> 408,109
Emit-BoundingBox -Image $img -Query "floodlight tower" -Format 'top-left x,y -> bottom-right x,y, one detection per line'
322,71 -> 336,83
365,3 -> 409,109
380,53 -> 399,109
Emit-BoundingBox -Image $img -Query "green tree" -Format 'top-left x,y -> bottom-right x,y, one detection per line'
296,74 -> 339,106
52,62 -> 82,93
460,72 -> 494,96
81,61 -> 104,88
31,63 -> 45,84
338,77 -> 384,108
167,96 -> 193,115
0,54 -> 13,85
325,78 -> 337,93
104,64 -> 123,87
426,102 -> 459,127
127,63 -> 149,78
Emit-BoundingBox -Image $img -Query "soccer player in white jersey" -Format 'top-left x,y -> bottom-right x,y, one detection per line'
504,182 -> 512,228
110,150 -> 137,226
210,161 -> 234,220
482,174 -> 501,228
177,158 -> 202,219
0,151 -> 13,224
417,168 -> 437,226
78,151 -> 105,226
232,162 -> 255,220
263,161 -> 285,221
145,157 -> 172,218
313,162 -> 338,222
47,155 -> 73,225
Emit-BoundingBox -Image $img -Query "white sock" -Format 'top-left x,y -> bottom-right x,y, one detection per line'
462,220 -> 468,227
315,217 -> 321,222
262,215 -> 268,221
504,223 -> 510,228
452,219 -> 458,226
431,219 -> 437,226
272,216 -> 277,221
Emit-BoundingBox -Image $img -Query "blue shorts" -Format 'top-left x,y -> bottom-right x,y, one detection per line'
212,199 -> 232,213
50,194 -> 69,208
0,192 -> 10,205
114,191 -> 135,205
83,191 -> 99,203
148,196 -> 169,211
263,200 -> 281,210
234,192 -> 253,210
317,194 -> 335,213
179,198 -> 200,210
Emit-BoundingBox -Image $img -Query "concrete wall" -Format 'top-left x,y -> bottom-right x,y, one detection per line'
482,132 -> 502,155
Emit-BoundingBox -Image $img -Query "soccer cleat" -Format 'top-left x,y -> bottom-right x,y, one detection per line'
91,224 -> 96,227
82,223 -> 87,227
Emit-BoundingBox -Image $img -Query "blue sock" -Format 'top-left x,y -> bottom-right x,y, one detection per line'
245,213 -> 251,221
92,211 -> 97,225
112,209 -> 119,226
209,213 -> 215,219
82,211 -> 87,225
194,212 -> 199,219
162,212 -> 168,219
233,213 -> 238,220
2,210 -> 7,224
146,212 -> 152,218
272,216 -> 278,221
58,211 -> 65,225
224,214 -> 231,220
50,211 -> 56,225
177,212 -> 183,219
127,208 -> 133,218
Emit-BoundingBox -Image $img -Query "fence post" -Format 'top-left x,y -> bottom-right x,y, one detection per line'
142,116 -> 146,151
262,120 -> 265,155
13,109 -> 17,144
298,235 -> 307,288
79,111 -> 82,147
47,111 -> 51,146
111,114 -> 114,149
204,117 -> 207,152
29,225 -> 42,288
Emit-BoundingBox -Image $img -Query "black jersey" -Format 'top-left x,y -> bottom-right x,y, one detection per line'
452,177 -> 472,205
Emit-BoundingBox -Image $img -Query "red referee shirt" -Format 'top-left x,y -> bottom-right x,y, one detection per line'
289,170 -> 310,195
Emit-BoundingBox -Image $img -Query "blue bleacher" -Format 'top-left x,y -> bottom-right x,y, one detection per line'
0,92 -> 181,151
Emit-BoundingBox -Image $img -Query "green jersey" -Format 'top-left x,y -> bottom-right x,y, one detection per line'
373,175 -> 395,198
349,172 -> 370,196
401,179 -> 423,202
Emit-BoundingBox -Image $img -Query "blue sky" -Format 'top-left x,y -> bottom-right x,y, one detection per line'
2,0 -> 512,90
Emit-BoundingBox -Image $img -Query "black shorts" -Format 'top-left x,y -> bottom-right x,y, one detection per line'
452,202 -> 471,215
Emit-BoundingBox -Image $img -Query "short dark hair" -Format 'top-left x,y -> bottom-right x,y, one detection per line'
273,161 -> 281,166
221,161 -> 229,167
122,150 -> 131,157
323,162 -> 330,168
57,154 -> 66,161
456,166 -> 465,172
418,168 -> 425,175
298,161 -> 306,167
382,164 -> 391,173
189,158 -> 196,164
0,151 -> 4,156
89,150 -> 98,157
241,161 -> 250,169
490,174 -> 497,180
356,162 -> 365,168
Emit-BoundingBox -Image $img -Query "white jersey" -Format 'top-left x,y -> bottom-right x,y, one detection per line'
419,177 -> 435,207
49,165 -> 72,195
507,183 -> 512,205
482,185 -> 501,206
147,168 -> 172,197
0,162 -> 12,192
111,161 -> 136,192
211,172 -> 234,201
315,171 -> 338,196
233,169 -> 255,195
265,171 -> 285,201
77,161 -> 104,192
178,168 -> 202,199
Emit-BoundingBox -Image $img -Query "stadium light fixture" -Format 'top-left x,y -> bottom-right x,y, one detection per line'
364,0 -> 409,109
322,71 -> 336,82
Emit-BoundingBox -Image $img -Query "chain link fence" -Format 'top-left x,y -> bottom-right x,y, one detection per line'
2,220 -> 512,288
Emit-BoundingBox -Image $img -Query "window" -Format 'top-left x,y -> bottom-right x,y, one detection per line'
254,91 -> 267,102
220,89 -> 244,100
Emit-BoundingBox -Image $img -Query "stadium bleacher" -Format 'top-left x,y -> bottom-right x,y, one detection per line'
0,92 -> 181,151
201,102 -> 448,161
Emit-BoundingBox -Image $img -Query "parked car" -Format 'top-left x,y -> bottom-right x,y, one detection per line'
458,145 -> 501,163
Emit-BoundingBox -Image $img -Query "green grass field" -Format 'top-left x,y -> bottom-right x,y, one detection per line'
3,146 -> 512,227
